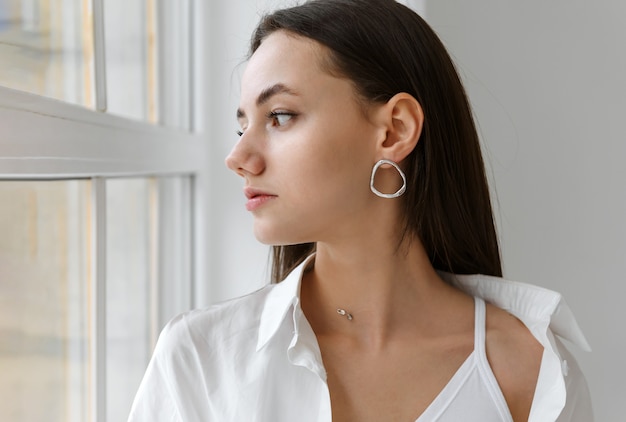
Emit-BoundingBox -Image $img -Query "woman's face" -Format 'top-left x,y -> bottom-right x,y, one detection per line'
226,31 -> 382,245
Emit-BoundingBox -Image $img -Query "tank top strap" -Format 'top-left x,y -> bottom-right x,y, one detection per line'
471,296 -> 514,420
473,296 -> 487,356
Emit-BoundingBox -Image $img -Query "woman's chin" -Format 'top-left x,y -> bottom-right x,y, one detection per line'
253,228 -> 309,246
253,228 -> 285,246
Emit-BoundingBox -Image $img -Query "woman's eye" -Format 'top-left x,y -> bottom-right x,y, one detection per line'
269,111 -> 295,127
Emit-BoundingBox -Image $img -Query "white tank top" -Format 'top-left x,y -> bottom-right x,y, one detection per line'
415,297 -> 514,421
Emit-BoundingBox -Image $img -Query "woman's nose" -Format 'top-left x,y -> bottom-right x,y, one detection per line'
225,135 -> 265,177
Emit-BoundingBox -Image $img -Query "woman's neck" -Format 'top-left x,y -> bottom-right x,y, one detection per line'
300,237 -> 465,350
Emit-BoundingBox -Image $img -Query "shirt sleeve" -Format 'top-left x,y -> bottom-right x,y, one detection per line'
554,336 -> 594,422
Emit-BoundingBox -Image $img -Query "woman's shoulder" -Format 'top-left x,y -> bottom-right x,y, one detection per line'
154,283 -> 276,355
128,284 -> 282,421
484,302 -> 544,420
442,272 -> 591,351
482,300 -> 593,422
446,273 -> 593,421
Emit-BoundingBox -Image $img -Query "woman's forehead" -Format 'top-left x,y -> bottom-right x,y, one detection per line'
242,32 -> 328,89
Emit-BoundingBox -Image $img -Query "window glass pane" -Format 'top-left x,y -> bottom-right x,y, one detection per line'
0,176 -> 193,422
0,180 -> 91,422
0,0 -> 95,108
103,0 -> 158,123
106,177 -> 154,422
103,0 -> 192,129
156,1 -> 192,130
106,175 -> 192,421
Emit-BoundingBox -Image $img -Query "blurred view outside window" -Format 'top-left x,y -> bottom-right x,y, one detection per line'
0,1 -> 196,421
0,0 -> 95,107
0,176 -> 192,422
0,181 -> 91,421
0,0 -> 190,126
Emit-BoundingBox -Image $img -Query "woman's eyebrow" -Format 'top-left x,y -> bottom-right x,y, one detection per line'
256,83 -> 298,106
236,83 -> 299,119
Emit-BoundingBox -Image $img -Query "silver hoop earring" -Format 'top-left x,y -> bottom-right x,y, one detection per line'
370,159 -> 407,199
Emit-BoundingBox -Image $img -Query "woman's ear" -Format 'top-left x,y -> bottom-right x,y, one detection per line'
374,92 -> 424,162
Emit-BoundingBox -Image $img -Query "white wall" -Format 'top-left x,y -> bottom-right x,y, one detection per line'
424,1 -> 625,420
204,0 -> 622,419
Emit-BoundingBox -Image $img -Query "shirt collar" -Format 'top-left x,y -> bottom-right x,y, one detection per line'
256,254 -> 315,351
256,254 -> 591,352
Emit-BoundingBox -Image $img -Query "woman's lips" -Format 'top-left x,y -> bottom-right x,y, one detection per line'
245,194 -> 276,211
244,188 -> 277,211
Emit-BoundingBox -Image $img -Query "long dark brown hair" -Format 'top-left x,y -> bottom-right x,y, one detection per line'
249,0 -> 502,282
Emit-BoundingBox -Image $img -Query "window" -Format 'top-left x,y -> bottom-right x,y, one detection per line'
0,1 -> 204,421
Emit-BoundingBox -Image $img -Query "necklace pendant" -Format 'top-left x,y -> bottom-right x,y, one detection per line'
337,308 -> 353,321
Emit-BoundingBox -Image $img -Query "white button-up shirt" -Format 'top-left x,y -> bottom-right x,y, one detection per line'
128,256 -> 593,421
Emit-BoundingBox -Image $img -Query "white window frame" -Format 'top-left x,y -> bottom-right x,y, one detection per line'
0,0 -> 206,420
0,86 -> 203,177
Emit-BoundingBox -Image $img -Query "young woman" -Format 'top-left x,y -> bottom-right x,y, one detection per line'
129,1 -> 592,421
